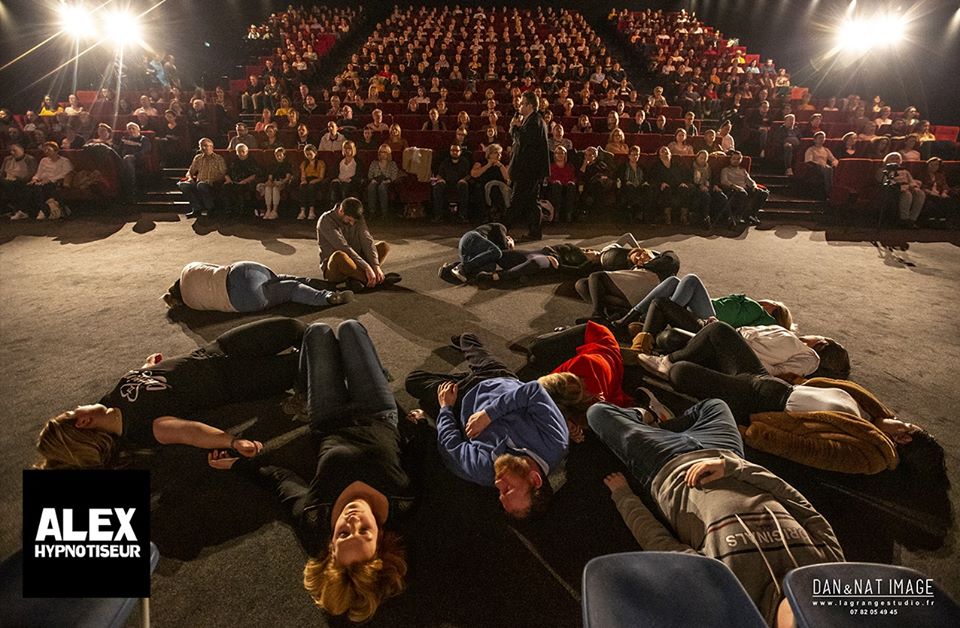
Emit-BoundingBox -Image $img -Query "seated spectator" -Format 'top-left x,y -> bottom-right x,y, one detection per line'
867,136 -> 893,159
653,115 -> 670,134
717,120 -> 735,152
667,128 -> 694,156
63,94 -> 83,116
803,113 -> 824,137
921,157 -> 958,223
317,196 -> 394,288
772,114 -> 801,176
422,108 -> 446,131
330,141 -> 362,206
133,95 -> 158,117
578,146 -> 613,214
615,145 -> 652,222
470,143 -> 512,222
803,132 -> 839,199
257,146 -> 294,220
605,129 -> 629,155
294,123 -> 312,149
298,145 -> 326,221
2,143 -> 37,219
858,121 -> 878,142
314,121 -> 344,152
118,122 -> 152,197
254,108 -> 273,133
187,98 -> 211,143
606,112 -> 620,133
227,122 -> 257,151
431,144 -> 471,222
572,115 -> 593,133
301,95 -> 320,116
38,95 -> 60,117
85,123 -> 117,149
178,137 -> 226,218
366,145 -> 402,218
875,106 -> 893,127
355,127 -> 379,152
286,109 -> 300,131
834,132 -> 860,160
366,109 -> 390,133
163,261 -> 351,312
259,122 -> 283,150
650,146 -> 695,225
899,135 -> 922,161
156,110 -> 186,161
22,142 -> 73,221
633,109 -> 653,133
547,146 -> 578,223
386,124 -> 408,153
690,149 -> 730,229
720,151 -> 767,225
548,124 -> 573,153
592,400 -> 843,626
336,105 -> 358,131
241,76 -> 264,114
877,152 -> 925,228
404,333 -> 569,518
223,143 -> 261,216
681,111 -> 699,137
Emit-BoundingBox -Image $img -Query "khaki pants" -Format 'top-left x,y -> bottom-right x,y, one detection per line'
326,241 -> 390,283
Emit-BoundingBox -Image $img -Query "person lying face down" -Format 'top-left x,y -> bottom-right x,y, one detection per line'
405,333 -> 569,518
35,317 -> 306,469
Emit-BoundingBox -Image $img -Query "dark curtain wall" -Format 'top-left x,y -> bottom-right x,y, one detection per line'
2,0 -> 959,123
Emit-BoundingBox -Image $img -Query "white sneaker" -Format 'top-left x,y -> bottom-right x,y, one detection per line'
47,199 -> 62,220
296,209 -> 306,220
636,353 -> 672,380
9,210 -> 28,221
36,210 -> 46,221
635,386 -> 676,423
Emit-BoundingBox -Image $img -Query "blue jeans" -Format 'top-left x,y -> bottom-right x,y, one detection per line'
621,274 -> 717,323
226,262 -> 333,312
458,230 -> 502,276
177,180 -> 217,211
587,398 -> 744,493
366,180 -> 390,215
299,320 -> 398,429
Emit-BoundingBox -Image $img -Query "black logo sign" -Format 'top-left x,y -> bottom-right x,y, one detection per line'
22,469 -> 151,598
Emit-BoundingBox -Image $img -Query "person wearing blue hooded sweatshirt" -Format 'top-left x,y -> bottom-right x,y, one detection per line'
405,333 -> 569,519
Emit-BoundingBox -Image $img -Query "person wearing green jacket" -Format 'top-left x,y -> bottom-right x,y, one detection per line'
589,398 -> 844,627
613,273 -> 792,330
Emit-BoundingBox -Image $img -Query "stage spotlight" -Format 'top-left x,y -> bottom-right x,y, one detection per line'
104,11 -> 142,48
834,12 -> 906,54
58,3 -> 95,40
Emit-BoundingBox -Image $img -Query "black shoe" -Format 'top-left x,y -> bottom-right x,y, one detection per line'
382,272 -> 402,285
345,279 -> 366,292
326,290 -> 354,305
185,209 -> 201,218
747,215 -> 761,226
449,334 -> 464,350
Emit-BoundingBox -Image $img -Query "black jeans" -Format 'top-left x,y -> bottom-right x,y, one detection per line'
509,174 -> 544,238
201,316 -> 307,402
666,322 -> 791,424
643,297 -> 702,336
528,323 -> 589,372
404,333 -> 516,419
575,271 -> 630,319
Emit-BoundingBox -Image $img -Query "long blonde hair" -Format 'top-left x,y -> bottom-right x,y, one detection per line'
765,300 -> 795,331
303,531 -> 406,622
35,412 -> 118,469
538,372 -> 592,410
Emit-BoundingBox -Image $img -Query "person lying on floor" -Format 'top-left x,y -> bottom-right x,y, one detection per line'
612,273 -> 794,332
575,247 -> 680,321
209,320 -> 433,622
35,317 -> 306,468
439,221 -> 602,284
162,261 -> 353,312
317,197 -> 401,291
589,398 -> 844,627
534,322 -> 636,442
632,321 -> 925,472
404,333 -> 568,518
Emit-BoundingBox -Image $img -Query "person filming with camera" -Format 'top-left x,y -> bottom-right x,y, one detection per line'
877,152 -> 925,228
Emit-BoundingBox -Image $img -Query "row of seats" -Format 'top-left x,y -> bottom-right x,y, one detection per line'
828,159 -> 960,209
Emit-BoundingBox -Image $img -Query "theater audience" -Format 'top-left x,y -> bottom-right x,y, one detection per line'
23,142 -> 72,221
803,132 -> 838,200
257,146 -> 294,220
330,141 -> 362,205
2,144 -> 37,219
431,144 -> 471,222
178,138 -> 226,218
298,145 -> 326,221
223,144 -> 261,216
720,151 -> 766,225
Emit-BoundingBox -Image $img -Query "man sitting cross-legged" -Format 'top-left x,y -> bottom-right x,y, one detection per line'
316,196 -> 400,291
405,333 -> 569,518
589,398 -> 845,627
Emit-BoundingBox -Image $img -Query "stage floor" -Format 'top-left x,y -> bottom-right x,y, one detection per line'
1,215 -> 958,627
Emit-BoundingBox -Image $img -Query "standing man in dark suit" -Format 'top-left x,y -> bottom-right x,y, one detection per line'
508,91 -> 550,242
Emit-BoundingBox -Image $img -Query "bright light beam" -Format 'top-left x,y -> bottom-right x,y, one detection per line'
833,12 -> 908,55
59,3 -> 96,40
104,10 -> 142,48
